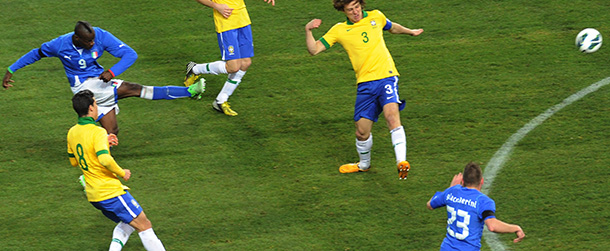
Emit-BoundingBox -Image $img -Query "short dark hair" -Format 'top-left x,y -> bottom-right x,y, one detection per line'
333,0 -> 366,11
462,162 -> 482,187
75,21 -> 93,35
72,90 -> 95,117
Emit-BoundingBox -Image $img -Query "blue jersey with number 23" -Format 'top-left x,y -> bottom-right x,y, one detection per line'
429,185 -> 496,251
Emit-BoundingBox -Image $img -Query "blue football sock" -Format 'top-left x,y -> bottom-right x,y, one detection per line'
152,86 -> 191,100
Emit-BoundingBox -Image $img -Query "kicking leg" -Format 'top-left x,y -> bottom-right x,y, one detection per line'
383,102 -> 410,180
118,81 -> 204,100
99,108 -> 119,135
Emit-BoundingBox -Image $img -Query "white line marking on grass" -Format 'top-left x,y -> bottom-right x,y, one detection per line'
481,77 -> 610,251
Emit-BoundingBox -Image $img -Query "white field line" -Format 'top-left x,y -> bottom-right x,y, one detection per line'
481,77 -> 610,251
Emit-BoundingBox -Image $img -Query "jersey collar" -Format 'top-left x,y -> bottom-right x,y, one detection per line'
78,116 -> 96,125
346,10 -> 368,25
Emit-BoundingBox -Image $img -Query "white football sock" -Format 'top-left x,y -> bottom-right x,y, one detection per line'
356,134 -> 373,170
390,126 -> 407,164
215,70 -> 246,103
138,228 -> 165,251
109,222 -> 135,251
193,61 -> 228,75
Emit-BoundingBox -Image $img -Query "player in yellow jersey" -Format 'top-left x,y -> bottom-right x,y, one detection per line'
184,0 -> 275,116
67,90 -> 165,251
305,0 -> 423,179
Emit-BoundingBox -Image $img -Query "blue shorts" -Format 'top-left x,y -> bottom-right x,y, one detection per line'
90,191 -> 143,223
217,25 -> 254,61
353,76 -> 405,122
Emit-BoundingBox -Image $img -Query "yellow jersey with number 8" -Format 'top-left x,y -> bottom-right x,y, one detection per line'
67,117 -> 126,202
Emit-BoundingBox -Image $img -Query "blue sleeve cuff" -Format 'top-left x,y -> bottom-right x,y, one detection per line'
383,19 -> 392,31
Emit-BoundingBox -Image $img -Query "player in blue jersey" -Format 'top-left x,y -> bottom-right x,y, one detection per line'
2,21 -> 204,135
427,162 -> 525,250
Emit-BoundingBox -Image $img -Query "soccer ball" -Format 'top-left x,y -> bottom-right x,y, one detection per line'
575,28 -> 602,53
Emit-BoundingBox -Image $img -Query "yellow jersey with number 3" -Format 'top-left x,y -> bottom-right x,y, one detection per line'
212,0 -> 251,33
320,10 -> 399,84
67,117 -> 126,202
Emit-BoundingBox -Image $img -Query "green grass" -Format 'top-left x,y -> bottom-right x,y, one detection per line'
1,0 -> 610,250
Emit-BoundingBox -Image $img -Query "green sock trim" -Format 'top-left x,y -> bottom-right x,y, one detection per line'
7,67 -> 14,74
227,79 -> 239,85
112,238 -> 124,247
206,63 -> 210,73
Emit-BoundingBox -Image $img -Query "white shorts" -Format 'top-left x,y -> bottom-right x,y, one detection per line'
71,78 -> 123,119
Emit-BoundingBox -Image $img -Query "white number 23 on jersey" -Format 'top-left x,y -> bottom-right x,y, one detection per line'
446,205 -> 470,240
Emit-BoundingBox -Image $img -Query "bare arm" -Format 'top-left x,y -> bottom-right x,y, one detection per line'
2,71 -> 14,89
388,22 -> 424,36
305,19 -> 326,56
485,218 -> 525,243
195,0 -> 233,18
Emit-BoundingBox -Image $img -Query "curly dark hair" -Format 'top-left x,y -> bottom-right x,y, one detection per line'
333,0 -> 366,11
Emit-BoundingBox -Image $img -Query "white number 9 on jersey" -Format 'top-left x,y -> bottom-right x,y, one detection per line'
79,59 -> 87,69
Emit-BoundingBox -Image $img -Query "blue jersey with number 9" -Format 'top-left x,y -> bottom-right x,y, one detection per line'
429,185 -> 496,251
9,27 -> 137,88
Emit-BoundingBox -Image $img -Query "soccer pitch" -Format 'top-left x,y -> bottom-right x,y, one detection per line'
1,0 -> 609,250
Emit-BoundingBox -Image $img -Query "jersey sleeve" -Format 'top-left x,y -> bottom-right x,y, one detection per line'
66,130 -> 78,167
478,196 -> 497,221
8,48 -> 45,73
96,28 -> 137,77
428,190 -> 446,209
93,127 -> 126,177
319,24 -> 341,49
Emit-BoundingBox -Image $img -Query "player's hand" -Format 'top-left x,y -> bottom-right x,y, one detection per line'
411,29 -> 424,36
306,19 -> 322,31
514,227 -> 525,243
216,4 -> 234,18
123,169 -> 131,181
98,70 -> 114,82
108,133 -> 119,147
2,71 -> 15,89
264,0 -> 275,6
450,172 -> 463,187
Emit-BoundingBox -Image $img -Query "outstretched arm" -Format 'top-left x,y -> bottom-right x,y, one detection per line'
3,48 -> 46,89
388,22 -> 423,36
485,218 -> 526,243
305,19 -> 326,56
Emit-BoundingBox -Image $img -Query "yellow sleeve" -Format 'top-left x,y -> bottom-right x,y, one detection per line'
320,23 -> 341,49
93,128 -> 125,178
67,131 -> 78,167
98,153 -> 126,178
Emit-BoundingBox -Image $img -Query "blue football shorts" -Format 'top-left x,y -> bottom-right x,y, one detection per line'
217,25 -> 254,61
353,76 -> 405,122
90,191 -> 143,224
